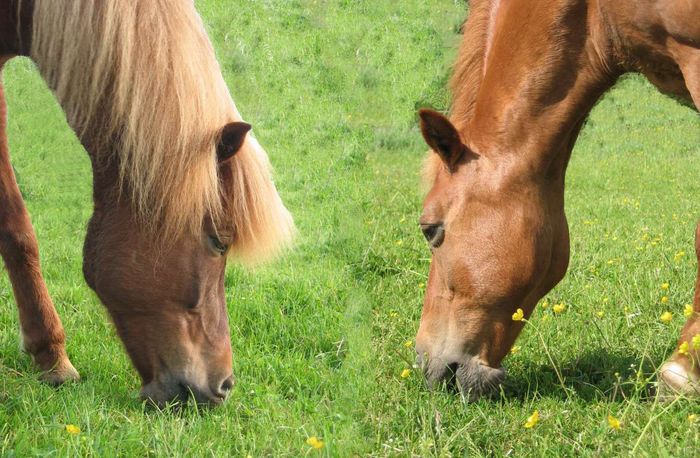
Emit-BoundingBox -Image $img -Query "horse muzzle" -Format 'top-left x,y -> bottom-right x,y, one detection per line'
417,350 -> 506,401
140,373 -> 234,407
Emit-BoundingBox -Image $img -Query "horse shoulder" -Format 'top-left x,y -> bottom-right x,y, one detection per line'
656,0 -> 700,45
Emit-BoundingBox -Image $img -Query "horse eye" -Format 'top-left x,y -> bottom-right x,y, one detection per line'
208,235 -> 228,255
420,223 -> 445,248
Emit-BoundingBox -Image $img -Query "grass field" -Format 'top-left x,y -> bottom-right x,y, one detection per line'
1,0 -> 700,456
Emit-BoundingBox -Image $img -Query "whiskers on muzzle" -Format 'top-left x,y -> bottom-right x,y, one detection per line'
139,376 -> 231,409
455,358 -> 506,401
420,353 -> 506,402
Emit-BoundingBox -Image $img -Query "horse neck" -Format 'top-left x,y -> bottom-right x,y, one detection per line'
458,0 -> 621,181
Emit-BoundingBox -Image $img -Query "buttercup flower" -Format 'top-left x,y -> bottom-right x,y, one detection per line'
400,368 -> 411,379
692,334 -> 700,350
678,341 -> 689,356
306,436 -> 324,450
685,304 -> 695,318
512,308 -> 524,321
689,414 -> 698,423
541,300 -> 549,309
596,311 -> 605,318
404,340 -> 413,348
607,415 -> 621,430
524,410 -> 539,428
65,424 -> 81,435
661,296 -> 669,304
661,282 -> 670,290
660,311 -> 673,323
552,303 -> 565,314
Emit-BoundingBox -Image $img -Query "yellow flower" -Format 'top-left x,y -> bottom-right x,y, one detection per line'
400,368 -> 411,379
541,300 -> 549,309
679,341 -> 689,356
685,304 -> 695,318
511,345 -> 521,355
512,308 -> 524,321
607,415 -> 621,430
65,424 -> 81,435
660,311 -> 673,323
661,296 -> 669,304
689,414 -> 698,423
306,436 -> 324,450
403,340 -> 413,348
389,311 -> 398,318
553,303 -> 565,314
596,311 -> 605,318
524,410 -> 539,429
418,282 -> 425,289
693,334 -> 700,350
661,282 -> 670,290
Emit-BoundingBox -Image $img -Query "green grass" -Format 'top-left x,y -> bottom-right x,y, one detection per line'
1,0 -> 699,456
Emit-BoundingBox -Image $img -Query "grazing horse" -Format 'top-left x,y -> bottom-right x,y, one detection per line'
416,0 -> 699,400
0,0 -> 294,406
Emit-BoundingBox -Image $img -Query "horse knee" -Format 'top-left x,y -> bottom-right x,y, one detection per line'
0,228 -> 40,264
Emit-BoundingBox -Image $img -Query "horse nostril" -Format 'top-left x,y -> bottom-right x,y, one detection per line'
420,223 -> 445,248
220,376 -> 234,394
446,362 -> 459,374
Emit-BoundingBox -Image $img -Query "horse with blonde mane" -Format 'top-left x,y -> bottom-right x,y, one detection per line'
0,0 -> 294,406
416,0 -> 699,400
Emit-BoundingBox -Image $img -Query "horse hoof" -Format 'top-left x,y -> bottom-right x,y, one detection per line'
657,361 -> 700,401
39,359 -> 80,386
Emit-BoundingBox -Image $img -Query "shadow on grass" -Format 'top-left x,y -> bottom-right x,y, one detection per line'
501,346 -> 675,402
1,348 -> 148,413
1,355 -> 230,422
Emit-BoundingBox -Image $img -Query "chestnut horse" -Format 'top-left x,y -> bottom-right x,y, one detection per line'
0,0 -> 294,405
417,0 -> 699,400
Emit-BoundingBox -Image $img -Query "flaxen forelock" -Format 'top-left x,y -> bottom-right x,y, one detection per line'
29,0 -> 293,262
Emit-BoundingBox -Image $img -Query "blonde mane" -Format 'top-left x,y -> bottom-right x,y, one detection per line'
28,0 -> 293,262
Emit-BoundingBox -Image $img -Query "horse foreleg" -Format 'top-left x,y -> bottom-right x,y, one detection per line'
658,221 -> 700,399
655,37 -> 700,399
0,70 -> 78,384
670,33 -> 700,110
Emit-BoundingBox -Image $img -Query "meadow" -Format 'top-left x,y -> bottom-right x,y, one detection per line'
1,0 -> 699,456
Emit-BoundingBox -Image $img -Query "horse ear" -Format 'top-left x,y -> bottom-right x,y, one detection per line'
217,122 -> 252,162
418,109 -> 466,172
